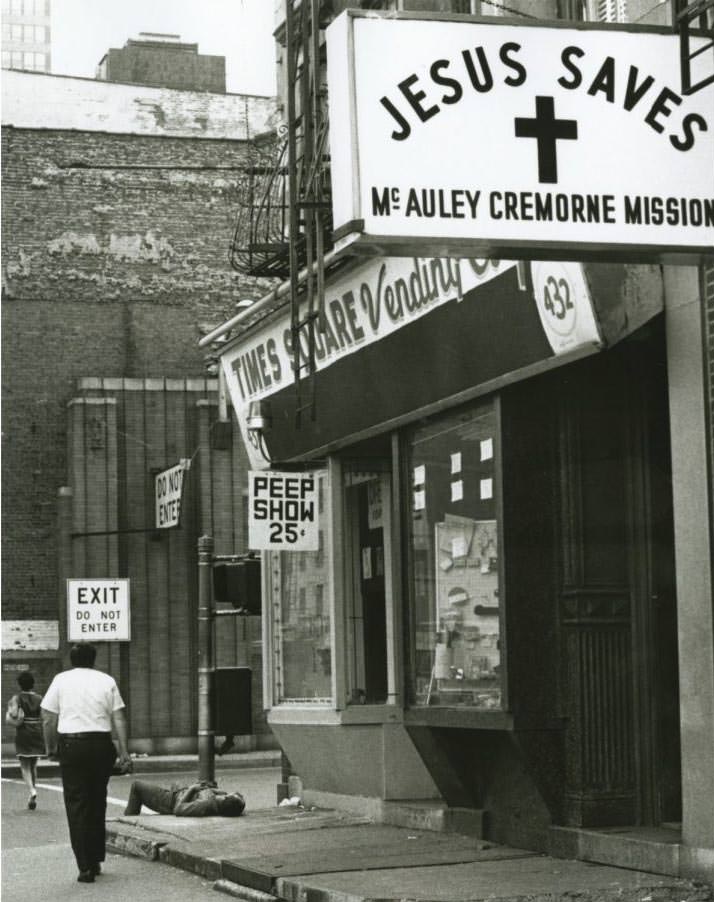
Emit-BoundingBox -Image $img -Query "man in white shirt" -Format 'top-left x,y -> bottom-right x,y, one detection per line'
41,642 -> 131,884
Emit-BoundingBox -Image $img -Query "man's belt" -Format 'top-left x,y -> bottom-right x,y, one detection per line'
59,731 -> 112,739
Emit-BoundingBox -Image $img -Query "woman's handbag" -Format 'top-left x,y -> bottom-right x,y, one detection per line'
5,697 -> 25,727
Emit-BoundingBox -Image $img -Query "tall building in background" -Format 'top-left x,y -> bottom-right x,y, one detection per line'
96,32 -> 226,94
1,0 -> 51,72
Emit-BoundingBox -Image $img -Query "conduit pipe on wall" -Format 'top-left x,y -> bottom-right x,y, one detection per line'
198,248 -> 341,349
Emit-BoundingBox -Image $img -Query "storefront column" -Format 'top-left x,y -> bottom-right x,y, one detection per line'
663,266 -> 714,876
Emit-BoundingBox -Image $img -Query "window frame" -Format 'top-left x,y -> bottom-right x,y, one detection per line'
263,467 -> 335,709
340,455 -> 400,708
401,395 -> 513,731
264,455 -> 405,726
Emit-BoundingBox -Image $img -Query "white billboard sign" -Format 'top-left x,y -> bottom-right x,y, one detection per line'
327,13 -> 714,261
249,471 -> 320,550
67,579 -> 131,642
155,460 -> 189,529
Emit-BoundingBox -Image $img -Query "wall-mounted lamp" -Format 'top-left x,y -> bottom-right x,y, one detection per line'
246,400 -> 272,463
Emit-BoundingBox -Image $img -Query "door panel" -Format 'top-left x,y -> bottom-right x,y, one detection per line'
558,325 -> 680,827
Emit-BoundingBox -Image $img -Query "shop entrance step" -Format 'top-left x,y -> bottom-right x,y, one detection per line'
550,824 -> 683,877
380,799 -> 485,836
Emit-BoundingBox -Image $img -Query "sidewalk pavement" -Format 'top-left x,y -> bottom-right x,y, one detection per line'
0,749 -> 281,780
105,804 -> 714,902
5,752 -> 710,901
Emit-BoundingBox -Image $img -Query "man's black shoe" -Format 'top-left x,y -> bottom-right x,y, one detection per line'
91,863 -> 102,875
216,736 -> 235,756
77,871 -> 95,883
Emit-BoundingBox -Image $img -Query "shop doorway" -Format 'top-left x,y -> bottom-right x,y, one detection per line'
343,462 -> 391,705
557,324 -> 681,828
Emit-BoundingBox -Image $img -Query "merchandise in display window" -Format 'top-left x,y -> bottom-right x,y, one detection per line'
269,473 -> 332,704
408,401 -> 503,709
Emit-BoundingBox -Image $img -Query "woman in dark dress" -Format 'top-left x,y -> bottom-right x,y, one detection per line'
7,672 -> 45,809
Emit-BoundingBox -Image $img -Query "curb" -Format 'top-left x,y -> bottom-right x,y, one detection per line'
105,828 -> 165,861
107,825 -> 280,901
214,879 -> 279,901
276,879 -> 364,902
273,881 -> 714,902
1,752 -> 281,780
158,845 -> 223,881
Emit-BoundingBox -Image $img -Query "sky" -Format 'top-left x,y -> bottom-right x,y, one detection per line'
50,0 -> 277,96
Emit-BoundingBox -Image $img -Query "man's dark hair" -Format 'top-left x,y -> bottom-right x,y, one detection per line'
70,643 -> 97,668
217,793 -> 245,817
17,671 -> 35,691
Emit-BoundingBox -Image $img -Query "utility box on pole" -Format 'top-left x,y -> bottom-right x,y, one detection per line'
215,667 -> 252,737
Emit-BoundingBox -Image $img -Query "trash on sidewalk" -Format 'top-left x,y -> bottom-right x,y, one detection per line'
278,796 -> 302,808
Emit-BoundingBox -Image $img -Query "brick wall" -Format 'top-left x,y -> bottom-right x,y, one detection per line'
2,127 -> 270,311
1,124 -> 275,623
1,85 -> 278,747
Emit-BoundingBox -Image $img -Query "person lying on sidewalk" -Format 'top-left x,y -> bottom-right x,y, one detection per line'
123,779 -> 245,817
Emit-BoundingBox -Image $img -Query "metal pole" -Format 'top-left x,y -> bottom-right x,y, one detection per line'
197,534 -> 215,783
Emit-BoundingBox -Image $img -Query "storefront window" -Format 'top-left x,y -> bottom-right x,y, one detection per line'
408,401 -> 503,710
269,473 -> 332,704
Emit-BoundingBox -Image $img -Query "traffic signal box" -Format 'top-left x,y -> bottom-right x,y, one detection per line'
212,558 -> 261,614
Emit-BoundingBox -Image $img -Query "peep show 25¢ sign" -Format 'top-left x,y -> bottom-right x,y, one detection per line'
67,579 -> 131,642
249,471 -> 320,551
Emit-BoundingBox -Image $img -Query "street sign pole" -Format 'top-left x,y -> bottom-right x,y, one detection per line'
197,534 -> 215,784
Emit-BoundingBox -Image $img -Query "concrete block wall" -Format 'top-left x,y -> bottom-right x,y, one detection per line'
2,373 -> 274,749
1,71 -> 276,139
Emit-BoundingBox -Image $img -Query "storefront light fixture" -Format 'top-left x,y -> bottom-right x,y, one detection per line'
246,400 -> 272,463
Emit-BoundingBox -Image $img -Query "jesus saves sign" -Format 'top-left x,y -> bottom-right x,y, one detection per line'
326,12 -> 714,261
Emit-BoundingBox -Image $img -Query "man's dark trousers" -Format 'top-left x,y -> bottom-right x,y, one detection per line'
58,734 -> 116,872
124,780 -> 176,815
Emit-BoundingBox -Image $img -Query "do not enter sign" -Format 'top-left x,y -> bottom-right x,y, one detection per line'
155,460 -> 190,529
249,471 -> 320,551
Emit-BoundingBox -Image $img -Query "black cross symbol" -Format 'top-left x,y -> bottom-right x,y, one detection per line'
514,96 -> 578,184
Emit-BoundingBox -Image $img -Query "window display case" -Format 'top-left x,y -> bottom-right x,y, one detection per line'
408,400 -> 503,710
